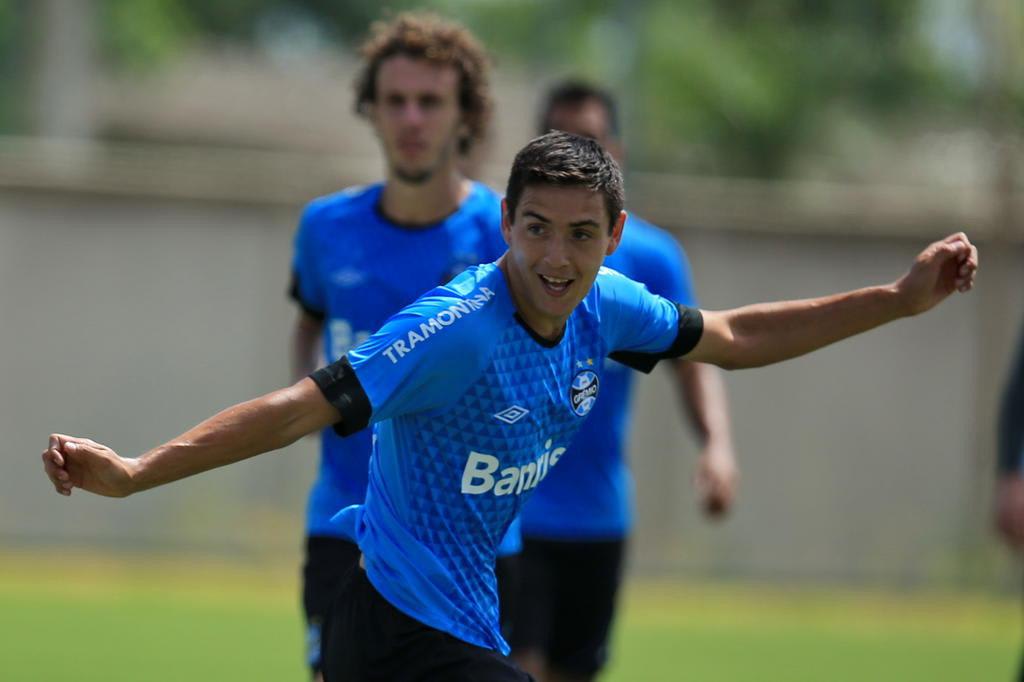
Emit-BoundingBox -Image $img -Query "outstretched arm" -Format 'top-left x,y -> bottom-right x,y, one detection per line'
42,377 -> 339,498
687,233 -> 978,370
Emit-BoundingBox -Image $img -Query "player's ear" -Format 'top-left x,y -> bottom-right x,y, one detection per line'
606,211 -> 626,256
500,198 -> 512,246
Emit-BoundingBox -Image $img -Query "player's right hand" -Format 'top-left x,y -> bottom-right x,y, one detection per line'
695,446 -> 738,520
895,232 -> 977,316
42,434 -> 136,498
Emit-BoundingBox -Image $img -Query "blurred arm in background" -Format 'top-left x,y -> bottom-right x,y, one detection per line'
673,359 -> 738,517
292,311 -> 324,383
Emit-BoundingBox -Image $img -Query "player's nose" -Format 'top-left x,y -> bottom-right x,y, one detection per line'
399,102 -> 426,127
543,236 -> 571,269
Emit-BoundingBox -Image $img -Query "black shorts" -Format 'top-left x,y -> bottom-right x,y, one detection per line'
302,535 -> 362,674
321,566 -> 534,682
509,537 -> 626,677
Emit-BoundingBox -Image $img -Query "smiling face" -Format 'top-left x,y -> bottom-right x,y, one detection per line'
368,55 -> 465,184
500,184 -> 625,339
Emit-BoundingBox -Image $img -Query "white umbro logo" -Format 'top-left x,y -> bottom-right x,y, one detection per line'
494,405 -> 530,425
331,267 -> 366,287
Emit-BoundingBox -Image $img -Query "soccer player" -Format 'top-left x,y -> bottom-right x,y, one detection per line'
995,317 -> 1024,680
42,132 -> 977,682
286,13 -> 516,679
510,81 -> 737,682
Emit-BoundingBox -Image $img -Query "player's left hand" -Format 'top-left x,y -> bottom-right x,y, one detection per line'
995,474 -> 1024,551
895,232 -> 978,316
695,445 -> 738,519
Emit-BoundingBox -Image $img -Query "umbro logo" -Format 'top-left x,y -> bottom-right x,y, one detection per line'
330,267 -> 366,287
494,405 -> 529,424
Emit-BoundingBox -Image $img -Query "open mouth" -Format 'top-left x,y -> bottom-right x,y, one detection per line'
538,274 -> 574,297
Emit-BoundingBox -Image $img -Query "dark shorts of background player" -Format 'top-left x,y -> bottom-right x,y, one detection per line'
303,535 -> 362,676
509,537 -> 626,677
321,565 -> 535,682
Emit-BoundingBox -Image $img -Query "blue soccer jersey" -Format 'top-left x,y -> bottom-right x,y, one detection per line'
519,215 -> 699,540
311,262 -> 703,652
290,181 -> 507,540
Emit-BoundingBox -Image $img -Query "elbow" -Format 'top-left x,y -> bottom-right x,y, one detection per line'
715,354 -> 759,371
712,335 -> 768,371
716,357 -> 744,372
707,348 -> 741,371
709,327 -> 750,371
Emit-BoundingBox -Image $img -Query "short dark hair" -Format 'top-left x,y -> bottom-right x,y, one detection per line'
505,131 -> 624,232
354,13 -> 492,155
538,79 -> 619,137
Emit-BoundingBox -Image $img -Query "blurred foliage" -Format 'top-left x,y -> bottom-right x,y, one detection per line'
439,0 -> 976,175
100,0 -> 194,69
98,0 -> 425,63
2,0 -> 1016,177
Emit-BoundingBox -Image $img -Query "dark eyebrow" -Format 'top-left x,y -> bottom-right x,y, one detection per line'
523,210 -> 599,230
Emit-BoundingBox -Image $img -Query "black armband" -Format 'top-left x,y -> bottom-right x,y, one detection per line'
609,305 -> 704,374
310,356 -> 371,437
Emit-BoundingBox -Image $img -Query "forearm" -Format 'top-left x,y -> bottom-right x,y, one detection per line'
291,314 -> 323,383
673,360 -> 734,450
698,284 -> 908,370
130,379 -> 334,493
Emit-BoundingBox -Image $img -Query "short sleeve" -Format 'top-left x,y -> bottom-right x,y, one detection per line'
289,204 -> 326,319
596,268 -> 703,373
311,289 -> 495,435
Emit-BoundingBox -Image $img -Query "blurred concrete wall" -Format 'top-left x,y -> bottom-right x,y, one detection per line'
2,185 -> 1021,587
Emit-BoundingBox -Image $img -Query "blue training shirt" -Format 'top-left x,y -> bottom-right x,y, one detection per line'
519,215 -> 698,540
311,262 -> 703,653
290,181 -> 521,553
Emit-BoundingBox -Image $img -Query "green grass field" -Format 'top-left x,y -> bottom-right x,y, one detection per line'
1,551 -> 1018,681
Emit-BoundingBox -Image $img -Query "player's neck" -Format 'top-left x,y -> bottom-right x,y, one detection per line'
497,255 -> 569,343
380,168 -> 470,227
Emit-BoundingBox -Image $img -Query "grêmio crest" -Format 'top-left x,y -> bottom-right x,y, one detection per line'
570,369 -> 600,417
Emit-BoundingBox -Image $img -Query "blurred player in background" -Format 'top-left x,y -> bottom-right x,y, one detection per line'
287,13 -> 515,679
510,81 -> 738,682
995,317 -> 1024,681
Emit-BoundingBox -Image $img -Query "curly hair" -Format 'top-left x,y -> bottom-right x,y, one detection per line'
354,13 -> 492,155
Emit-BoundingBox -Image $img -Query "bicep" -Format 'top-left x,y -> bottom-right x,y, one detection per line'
683,310 -> 737,368
282,377 -> 345,441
